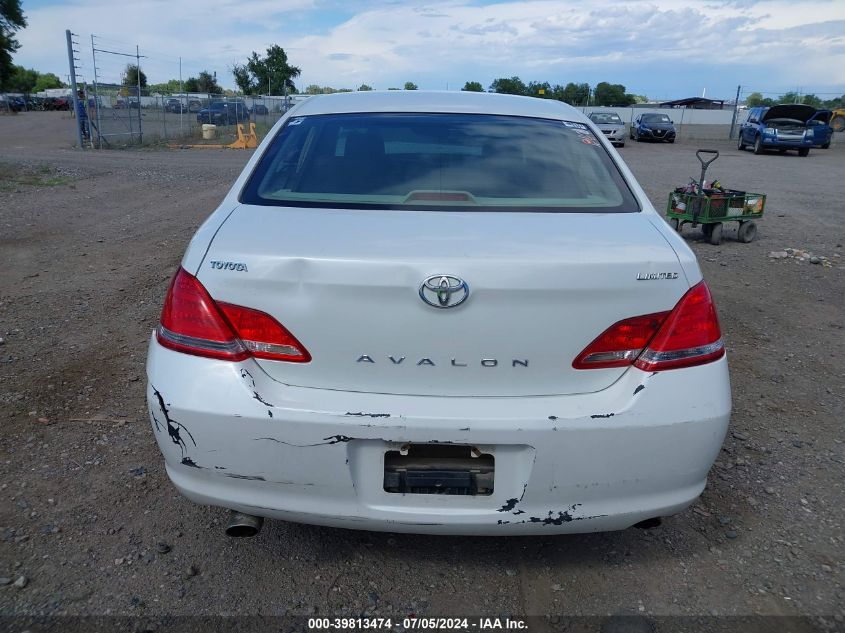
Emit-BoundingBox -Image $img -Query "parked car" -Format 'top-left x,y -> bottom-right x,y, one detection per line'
196,100 -> 250,125
44,97 -> 70,111
114,98 -> 139,110
148,91 -> 730,537
631,113 -> 676,143
26,96 -> 47,110
3,96 -> 27,112
250,104 -> 269,116
165,98 -> 186,114
588,111 -> 626,147
737,104 -> 826,156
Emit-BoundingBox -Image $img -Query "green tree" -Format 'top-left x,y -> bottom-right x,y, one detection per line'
4,64 -> 36,92
462,81 -> 484,92
147,79 -> 182,94
527,81 -> 552,98
33,72 -> 64,92
557,82 -> 590,105
403,81 -> 417,90
304,84 -> 345,95
593,82 -> 635,106
822,94 -> 844,109
232,64 -> 254,94
0,0 -> 26,91
123,64 -> 147,88
237,45 -> 301,95
744,92 -> 773,107
184,71 -> 221,94
799,93 -> 822,108
489,76 -> 527,95
357,84 -> 373,91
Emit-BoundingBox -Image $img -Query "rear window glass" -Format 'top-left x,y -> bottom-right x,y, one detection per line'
241,113 -> 638,212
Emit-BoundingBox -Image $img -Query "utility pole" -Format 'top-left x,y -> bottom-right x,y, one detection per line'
66,29 -> 84,149
729,84 -> 741,139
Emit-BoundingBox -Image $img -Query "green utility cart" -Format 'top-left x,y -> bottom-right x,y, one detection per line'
666,149 -> 766,245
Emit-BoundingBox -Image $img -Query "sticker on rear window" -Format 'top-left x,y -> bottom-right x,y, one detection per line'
288,117 -> 305,126
562,121 -> 587,129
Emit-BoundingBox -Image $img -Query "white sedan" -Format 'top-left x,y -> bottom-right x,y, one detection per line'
147,90 -> 730,536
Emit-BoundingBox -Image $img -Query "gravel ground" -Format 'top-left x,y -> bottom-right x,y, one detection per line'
0,112 -> 842,631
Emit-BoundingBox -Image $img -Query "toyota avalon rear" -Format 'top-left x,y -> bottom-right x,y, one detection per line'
146,91 -> 730,536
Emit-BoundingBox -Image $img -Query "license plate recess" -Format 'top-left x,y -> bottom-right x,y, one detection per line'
383,443 -> 494,496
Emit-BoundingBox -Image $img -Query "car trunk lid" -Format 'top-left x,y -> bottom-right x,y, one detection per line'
197,205 -> 688,397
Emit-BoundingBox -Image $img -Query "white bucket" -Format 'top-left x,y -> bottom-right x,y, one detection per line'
201,124 -> 217,140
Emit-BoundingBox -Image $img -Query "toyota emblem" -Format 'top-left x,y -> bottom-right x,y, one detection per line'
419,275 -> 470,309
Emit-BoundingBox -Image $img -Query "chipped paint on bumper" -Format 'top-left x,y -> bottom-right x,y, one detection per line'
146,335 -> 731,535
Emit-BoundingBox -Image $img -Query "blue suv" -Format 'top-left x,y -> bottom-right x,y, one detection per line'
738,104 -> 829,156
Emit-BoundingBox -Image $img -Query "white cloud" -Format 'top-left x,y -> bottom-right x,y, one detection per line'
12,0 -> 845,97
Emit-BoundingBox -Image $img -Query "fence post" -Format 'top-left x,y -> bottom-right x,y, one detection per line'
66,30 -> 84,149
729,85 -> 741,139
136,45 -> 143,144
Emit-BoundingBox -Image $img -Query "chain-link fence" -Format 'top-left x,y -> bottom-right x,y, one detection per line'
85,92 -> 293,147
63,32 -> 303,148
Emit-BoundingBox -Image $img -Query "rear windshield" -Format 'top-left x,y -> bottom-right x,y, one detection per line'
241,113 -> 638,212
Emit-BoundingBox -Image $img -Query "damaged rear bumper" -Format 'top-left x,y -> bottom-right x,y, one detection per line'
146,336 -> 731,535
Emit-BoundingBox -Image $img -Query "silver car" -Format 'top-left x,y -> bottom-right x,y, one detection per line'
589,111 -> 627,147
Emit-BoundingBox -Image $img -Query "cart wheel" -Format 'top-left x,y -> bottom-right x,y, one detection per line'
737,221 -> 757,243
668,218 -> 680,232
708,222 -> 723,245
702,223 -> 714,239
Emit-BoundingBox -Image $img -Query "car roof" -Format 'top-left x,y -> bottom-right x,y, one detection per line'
293,90 -> 589,122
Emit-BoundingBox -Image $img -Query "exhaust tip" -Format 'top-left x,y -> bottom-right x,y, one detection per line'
224,511 -> 264,538
632,517 -> 662,530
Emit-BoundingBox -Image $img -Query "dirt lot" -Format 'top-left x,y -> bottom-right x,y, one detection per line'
0,111 -> 843,631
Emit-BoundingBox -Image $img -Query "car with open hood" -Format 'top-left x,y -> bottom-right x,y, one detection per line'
147,90 -> 730,537
588,111 -> 626,147
738,104 -> 829,156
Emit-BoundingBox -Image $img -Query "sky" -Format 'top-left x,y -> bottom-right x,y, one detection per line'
12,0 -> 845,100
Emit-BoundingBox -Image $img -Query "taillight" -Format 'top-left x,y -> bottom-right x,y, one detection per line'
572,312 -> 669,369
634,282 -> 724,371
157,268 -> 310,363
573,281 -> 724,372
218,302 -> 311,362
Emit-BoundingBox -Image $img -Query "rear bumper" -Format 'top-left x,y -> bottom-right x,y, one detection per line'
146,336 -> 731,535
